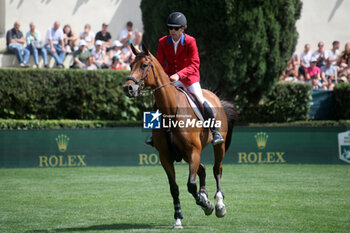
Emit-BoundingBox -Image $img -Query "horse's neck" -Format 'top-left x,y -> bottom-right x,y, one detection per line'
153,72 -> 177,115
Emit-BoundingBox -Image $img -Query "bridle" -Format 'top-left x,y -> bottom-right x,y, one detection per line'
125,54 -> 175,95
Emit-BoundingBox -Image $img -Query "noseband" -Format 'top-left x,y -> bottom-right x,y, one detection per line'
126,55 -> 175,95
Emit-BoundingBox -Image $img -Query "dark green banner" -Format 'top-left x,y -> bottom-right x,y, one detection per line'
0,126 -> 349,168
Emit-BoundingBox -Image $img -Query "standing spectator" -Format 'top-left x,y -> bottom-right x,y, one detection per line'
26,22 -> 48,68
80,24 -> 95,50
63,24 -> 77,53
321,59 -> 338,90
91,40 -> 108,68
119,21 -> 143,49
312,41 -> 326,68
95,23 -> 112,51
45,21 -> 66,68
299,44 -> 312,80
71,40 -> 90,69
6,21 -> 30,67
325,41 -> 340,68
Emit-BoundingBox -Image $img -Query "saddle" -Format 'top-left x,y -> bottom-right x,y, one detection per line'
175,84 -> 205,121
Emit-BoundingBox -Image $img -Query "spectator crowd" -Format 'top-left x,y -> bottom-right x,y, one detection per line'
5,20 -> 143,70
281,41 -> 350,90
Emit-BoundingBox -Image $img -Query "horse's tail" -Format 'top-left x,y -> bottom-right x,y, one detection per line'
221,100 -> 239,151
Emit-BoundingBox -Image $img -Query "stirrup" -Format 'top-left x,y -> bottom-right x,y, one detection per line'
145,136 -> 154,147
212,131 -> 224,146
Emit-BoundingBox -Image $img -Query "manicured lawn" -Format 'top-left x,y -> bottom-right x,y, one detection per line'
0,165 -> 349,232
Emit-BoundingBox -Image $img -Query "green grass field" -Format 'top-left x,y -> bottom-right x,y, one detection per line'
1,165 -> 349,233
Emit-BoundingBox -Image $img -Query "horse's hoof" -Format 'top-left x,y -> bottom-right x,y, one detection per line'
202,201 -> 214,216
215,204 -> 226,218
173,218 -> 183,229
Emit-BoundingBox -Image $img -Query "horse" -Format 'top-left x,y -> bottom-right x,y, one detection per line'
123,44 -> 237,229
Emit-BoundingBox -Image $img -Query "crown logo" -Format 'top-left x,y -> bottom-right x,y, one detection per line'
254,132 -> 268,150
56,134 -> 70,152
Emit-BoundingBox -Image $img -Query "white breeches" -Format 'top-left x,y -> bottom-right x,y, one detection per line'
174,81 -> 207,104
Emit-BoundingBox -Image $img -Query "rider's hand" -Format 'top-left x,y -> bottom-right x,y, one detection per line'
169,74 -> 180,82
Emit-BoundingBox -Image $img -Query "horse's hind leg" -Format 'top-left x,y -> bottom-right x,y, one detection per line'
187,151 -> 214,216
159,152 -> 183,229
197,163 -> 214,216
213,143 -> 227,218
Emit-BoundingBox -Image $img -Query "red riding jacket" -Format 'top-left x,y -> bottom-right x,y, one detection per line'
156,33 -> 200,86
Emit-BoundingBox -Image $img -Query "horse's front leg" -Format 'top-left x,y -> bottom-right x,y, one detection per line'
159,151 -> 183,229
187,151 -> 214,216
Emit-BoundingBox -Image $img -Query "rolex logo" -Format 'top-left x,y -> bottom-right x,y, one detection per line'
56,134 -> 70,152
254,132 -> 268,150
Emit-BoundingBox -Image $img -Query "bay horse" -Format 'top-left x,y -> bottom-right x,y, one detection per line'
123,44 -> 237,229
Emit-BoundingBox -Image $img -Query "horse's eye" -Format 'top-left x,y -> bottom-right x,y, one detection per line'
141,62 -> 148,69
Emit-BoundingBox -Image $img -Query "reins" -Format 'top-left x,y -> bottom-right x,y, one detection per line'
128,54 -> 176,95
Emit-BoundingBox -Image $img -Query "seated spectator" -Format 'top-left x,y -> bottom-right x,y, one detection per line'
121,41 -> 134,64
119,21 -> 143,49
95,23 -> 112,52
307,58 -> 327,89
108,40 -> 124,64
110,56 -> 123,70
280,59 -> 298,82
91,40 -> 108,68
26,22 -> 48,68
63,24 -> 77,53
339,42 -> 350,72
311,75 -> 323,89
71,40 -> 90,69
292,51 -> 299,67
85,55 -> 98,70
325,41 -> 340,69
312,41 -> 326,68
6,21 -> 30,67
80,24 -> 95,50
45,21 -> 66,68
321,59 -> 338,90
305,58 -> 321,82
299,43 -> 312,80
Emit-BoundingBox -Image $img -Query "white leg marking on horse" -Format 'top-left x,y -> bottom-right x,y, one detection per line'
215,191 -> 226,218
173,218 -> 183,229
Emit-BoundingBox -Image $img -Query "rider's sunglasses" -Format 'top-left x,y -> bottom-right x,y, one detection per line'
168,26 -> 181,31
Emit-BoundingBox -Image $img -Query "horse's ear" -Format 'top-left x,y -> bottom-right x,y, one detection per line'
130,44 -> 140,56
142,43 -> 150,55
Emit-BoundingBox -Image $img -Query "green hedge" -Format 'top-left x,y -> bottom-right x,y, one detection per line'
0,69 -> 152,120
0,119 -> 141,130
243,82 -> 312,123
333,83 -> 350,120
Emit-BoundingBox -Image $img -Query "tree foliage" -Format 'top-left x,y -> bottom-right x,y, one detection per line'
140,0 -> 302,112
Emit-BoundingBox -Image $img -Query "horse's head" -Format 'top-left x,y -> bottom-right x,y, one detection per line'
123,44 -> 157,98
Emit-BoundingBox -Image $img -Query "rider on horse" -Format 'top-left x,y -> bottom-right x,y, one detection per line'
146,12 -> 224,146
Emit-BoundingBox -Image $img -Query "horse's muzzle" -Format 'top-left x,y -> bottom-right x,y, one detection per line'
124,83 -> 139,97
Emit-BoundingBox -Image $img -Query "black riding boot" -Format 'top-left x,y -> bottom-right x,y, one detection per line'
203,101 -> 224,145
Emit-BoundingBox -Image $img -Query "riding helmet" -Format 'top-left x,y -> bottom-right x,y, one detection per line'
167,12 -> 187,27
